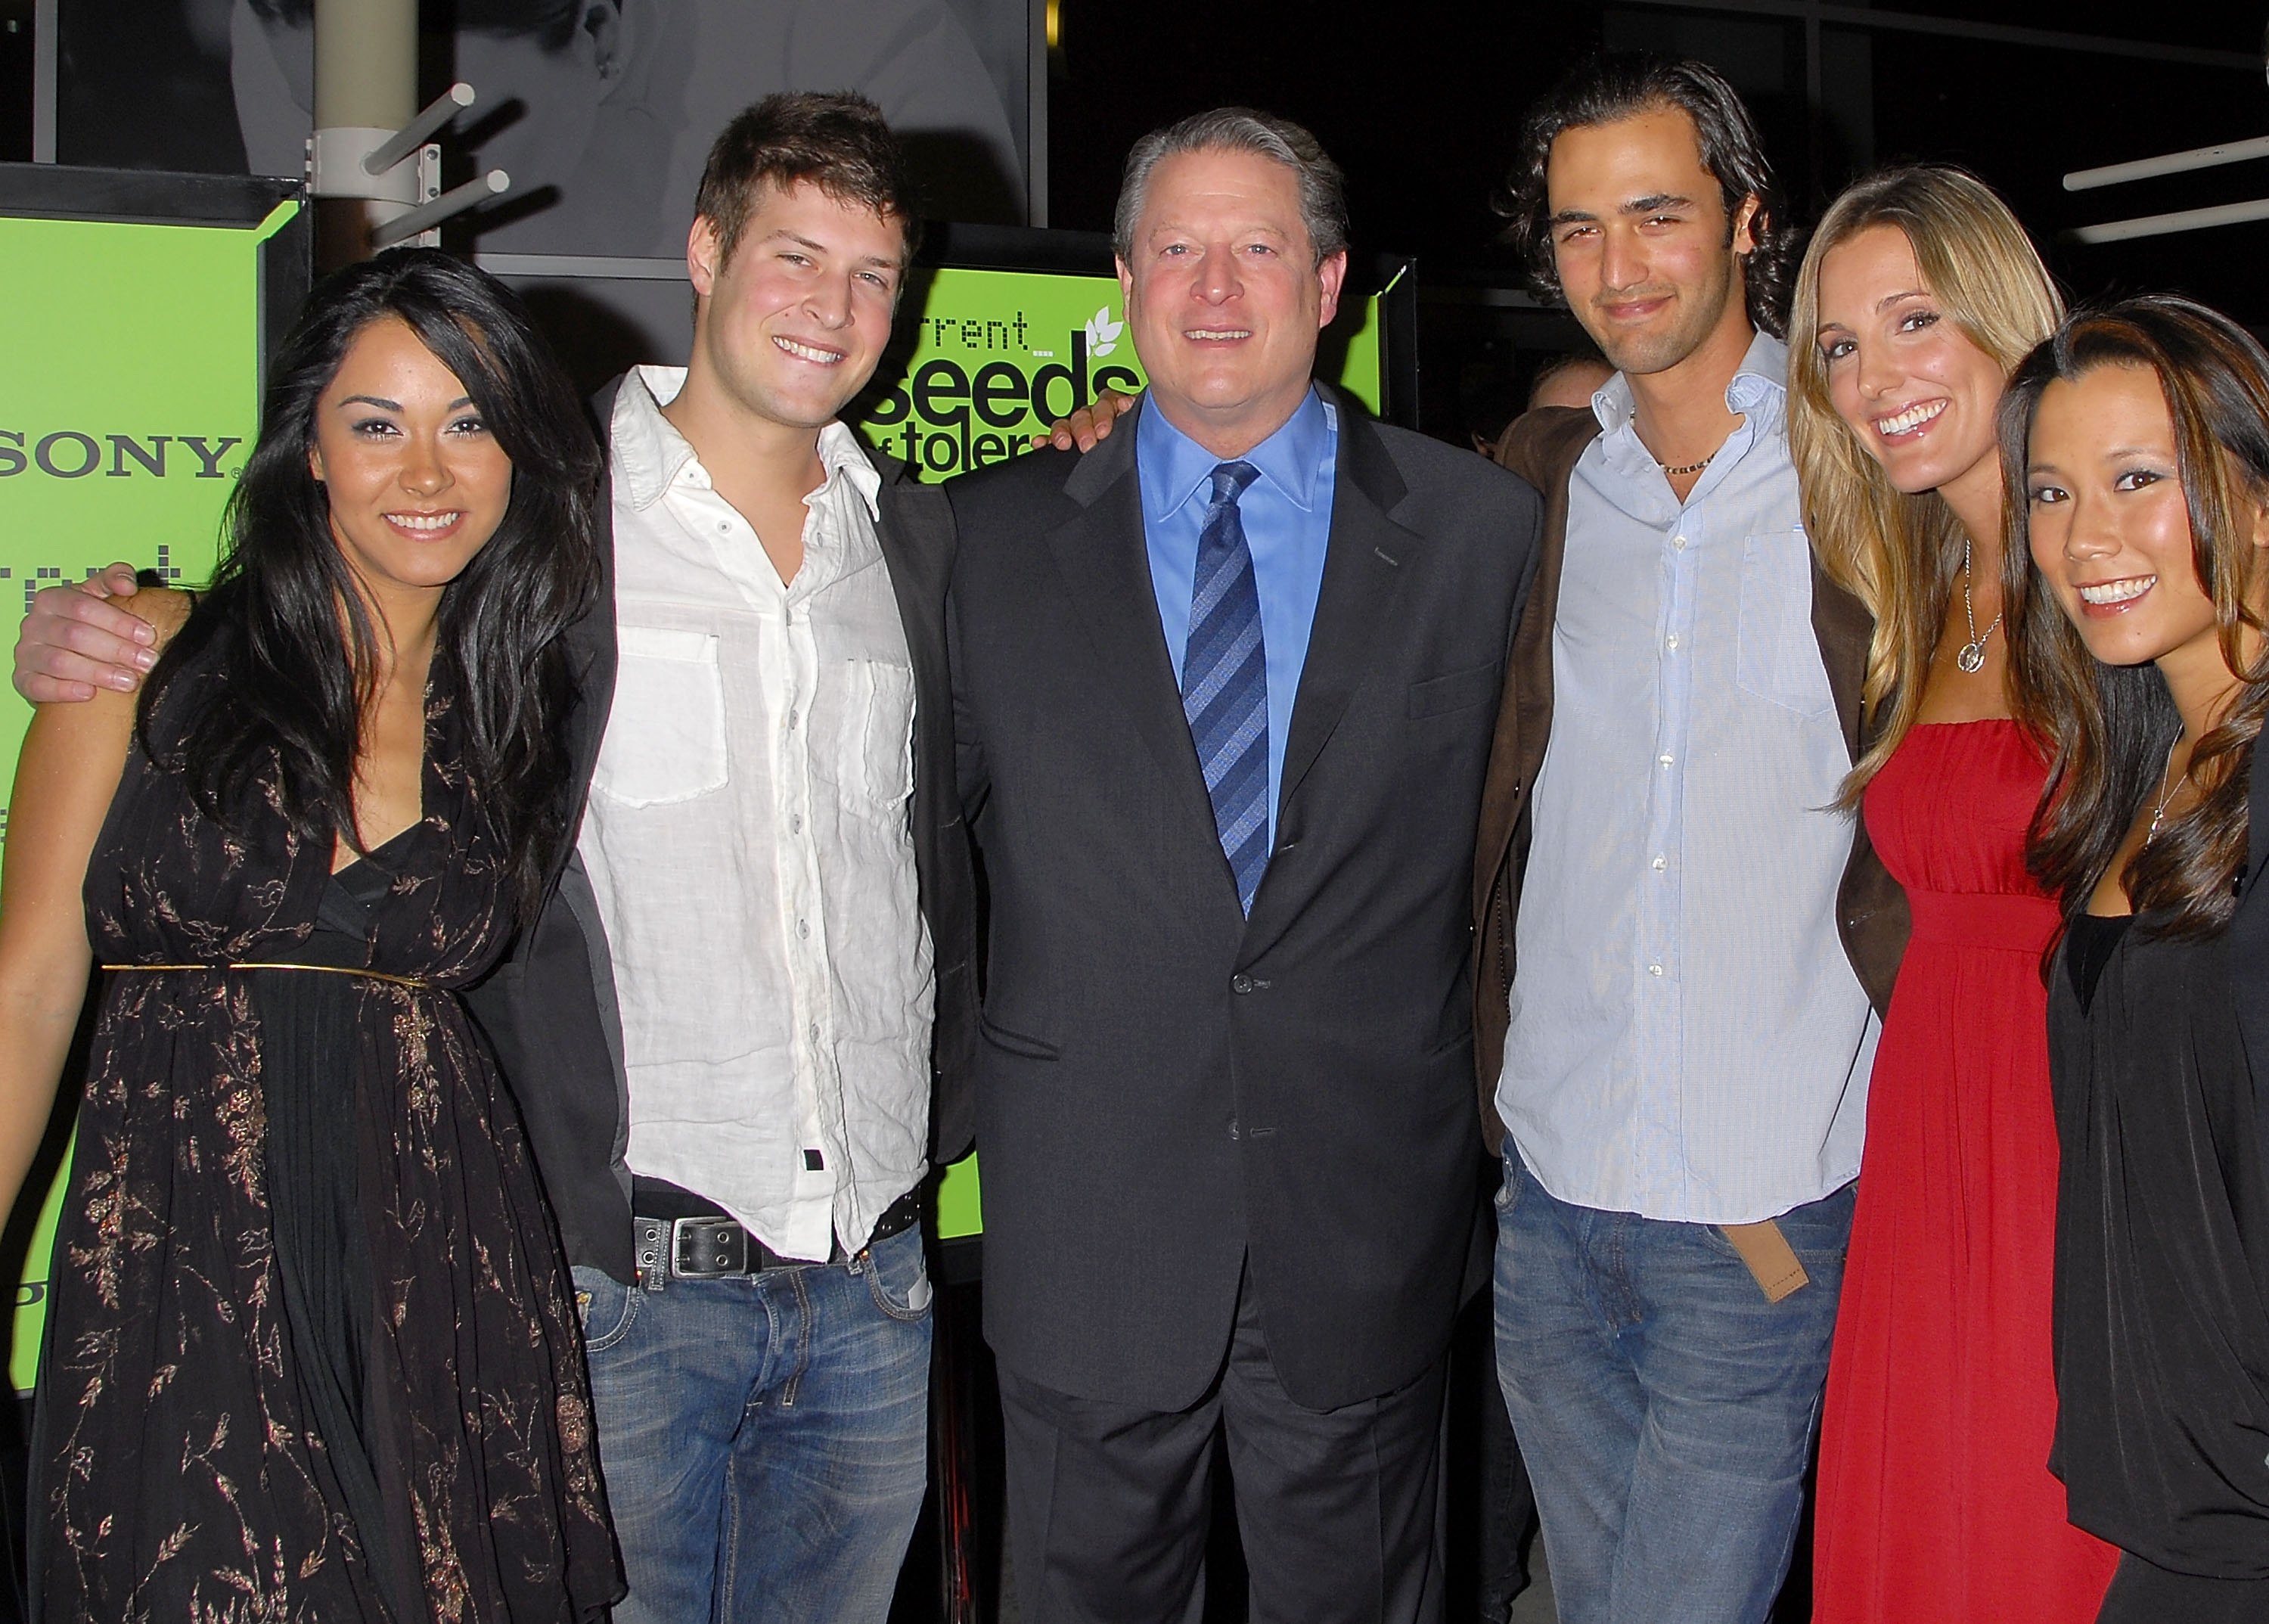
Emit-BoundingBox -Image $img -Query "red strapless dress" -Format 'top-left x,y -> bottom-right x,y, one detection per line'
1812,721 -> 2117,1622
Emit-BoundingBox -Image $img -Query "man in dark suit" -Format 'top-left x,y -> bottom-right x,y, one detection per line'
945,108 -> 1541,1623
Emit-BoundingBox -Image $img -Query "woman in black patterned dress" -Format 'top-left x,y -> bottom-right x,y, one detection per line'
0,250 -> 620,1621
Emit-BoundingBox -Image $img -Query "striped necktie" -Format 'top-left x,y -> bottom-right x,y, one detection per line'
1182,460 -> 1269,913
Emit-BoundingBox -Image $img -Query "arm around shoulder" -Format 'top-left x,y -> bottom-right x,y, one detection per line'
0,588 -> 189,1213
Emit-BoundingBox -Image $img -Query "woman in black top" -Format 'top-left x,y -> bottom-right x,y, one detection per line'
2004,294 -> 2269,1622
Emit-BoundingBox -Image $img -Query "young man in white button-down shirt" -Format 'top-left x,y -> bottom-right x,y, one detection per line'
1473,56 -> 1907,1624
13,94 -> 979,1624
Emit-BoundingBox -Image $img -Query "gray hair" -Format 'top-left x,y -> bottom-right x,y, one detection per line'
1112,107 -> 1349,267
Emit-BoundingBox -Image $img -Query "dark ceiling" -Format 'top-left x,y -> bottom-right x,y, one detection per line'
1047,1 -> 2269,328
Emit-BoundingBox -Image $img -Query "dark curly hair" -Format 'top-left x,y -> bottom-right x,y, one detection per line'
1495,52 -> 1796,340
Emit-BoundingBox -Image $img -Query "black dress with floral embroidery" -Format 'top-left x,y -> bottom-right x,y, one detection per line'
33,637 -> 619,1622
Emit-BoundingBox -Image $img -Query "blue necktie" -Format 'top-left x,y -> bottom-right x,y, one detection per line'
1182,461 -> 1268,914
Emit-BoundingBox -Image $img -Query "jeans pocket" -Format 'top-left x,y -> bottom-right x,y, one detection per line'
1494,1154 -> 1525,1213
861,1228 -> 934,1322
573,1263 -> 641,1353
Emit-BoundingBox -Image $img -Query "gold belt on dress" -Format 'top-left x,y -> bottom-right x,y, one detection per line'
101,962 -> 433,992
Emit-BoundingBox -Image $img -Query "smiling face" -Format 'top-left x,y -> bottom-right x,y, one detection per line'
2026,365 -> 2235,699
1117,145 -> 1348,458
307,315 -> 514,616
1816,222 -> 2007,520
1544,104 -> 1758,380
685,179 -> 905,433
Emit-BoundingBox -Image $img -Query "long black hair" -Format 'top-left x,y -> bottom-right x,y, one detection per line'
142,247 -> 603,926
2004,294 -> 2269,936
1495,51 -> 1797,340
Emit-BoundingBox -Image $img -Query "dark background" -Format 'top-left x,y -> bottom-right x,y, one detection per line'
7,3 -> 2264,439
1039,1 -> 2269,440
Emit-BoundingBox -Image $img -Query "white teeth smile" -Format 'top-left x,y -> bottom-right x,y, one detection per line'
774,337 -> 843,364
1875,399 -> 1947,437
388,513 -> 460,531
1187,328 -> 1251,340
2079,576 -> 2154,605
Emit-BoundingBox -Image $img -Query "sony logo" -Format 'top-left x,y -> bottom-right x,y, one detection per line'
0,433 -> 243,480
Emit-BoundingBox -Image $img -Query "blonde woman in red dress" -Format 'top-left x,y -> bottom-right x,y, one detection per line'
1788,166 -> 2119,1622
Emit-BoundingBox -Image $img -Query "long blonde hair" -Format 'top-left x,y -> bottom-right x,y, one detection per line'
1786,165 -> 2063,802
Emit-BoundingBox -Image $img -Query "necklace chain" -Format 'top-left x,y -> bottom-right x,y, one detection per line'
1957,535 -> 2004,675
2146,732 -> 2185,845
1659,450 -> 1714,477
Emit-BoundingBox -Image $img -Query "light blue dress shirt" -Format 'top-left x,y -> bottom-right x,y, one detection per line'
1138,389 -> 1339,851
1497,333 -> 1879,1225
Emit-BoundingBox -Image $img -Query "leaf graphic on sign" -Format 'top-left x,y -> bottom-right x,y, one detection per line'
1085,306 -> 1124,359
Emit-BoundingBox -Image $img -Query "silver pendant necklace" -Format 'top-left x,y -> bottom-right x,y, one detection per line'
2146,732 -> 2185,845
1957,534 -> 2004,675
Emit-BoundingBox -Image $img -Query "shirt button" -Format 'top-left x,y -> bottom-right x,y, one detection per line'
790,813 -> 802,834
807,1022 -> 820,1042
1673,536 -> 1687,550
1231,973 -> 1256,994
1659,753 -> 1673,768
787,712 -> 799,731
1652,855 -> 1666,871
797,918 -> 810,940
1666,634 -> 1679,651
1649,964 -> 1664,977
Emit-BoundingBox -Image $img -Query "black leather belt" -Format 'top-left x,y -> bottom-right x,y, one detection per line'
631,1188 -> 921,1290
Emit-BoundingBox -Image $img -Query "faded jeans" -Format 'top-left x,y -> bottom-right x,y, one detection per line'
1493,1154 -> 1852,1624
574,1222 -> 933,1624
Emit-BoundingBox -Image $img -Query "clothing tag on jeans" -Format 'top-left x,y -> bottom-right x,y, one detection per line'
1720,1221 -> 1810,1303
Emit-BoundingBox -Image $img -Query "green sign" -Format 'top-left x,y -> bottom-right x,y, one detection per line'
854,265 -> 1386,482
0,198 -> 296,1390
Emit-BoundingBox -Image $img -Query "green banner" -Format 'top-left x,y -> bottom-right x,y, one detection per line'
0,200 -> 295,1391
853,265 -> 1385,481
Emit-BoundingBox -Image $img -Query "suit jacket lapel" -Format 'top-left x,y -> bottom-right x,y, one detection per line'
1047,416 -> 1224,846
1277,403 -> 1418,816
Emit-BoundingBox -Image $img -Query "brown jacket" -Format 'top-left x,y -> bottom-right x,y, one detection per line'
1470,405 -> 1910,1150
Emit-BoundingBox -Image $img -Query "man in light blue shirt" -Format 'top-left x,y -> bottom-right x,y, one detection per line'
1475,55 -> 1904,1624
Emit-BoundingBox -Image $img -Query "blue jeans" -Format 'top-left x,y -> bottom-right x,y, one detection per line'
574,1223 -> 933,1624
1492,1154 -> 1853,1624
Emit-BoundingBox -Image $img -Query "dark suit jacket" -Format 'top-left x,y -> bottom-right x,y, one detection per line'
464,378 -> 980,1283
946,391 -> 1543,1412
1472,405 -> 1910,1147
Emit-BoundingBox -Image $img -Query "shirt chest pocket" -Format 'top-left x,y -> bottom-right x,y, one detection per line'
1736,529 -> 1834,718
812,658 -> 917,815
592,627 -> 729,807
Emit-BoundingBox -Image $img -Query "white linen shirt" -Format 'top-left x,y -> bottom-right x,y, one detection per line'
1496,333 -> 1878,1225
582,367 -> 933,1261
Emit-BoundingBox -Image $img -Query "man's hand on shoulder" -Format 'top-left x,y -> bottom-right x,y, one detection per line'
13,563 -> 156,703
1030,388 -> 1138,453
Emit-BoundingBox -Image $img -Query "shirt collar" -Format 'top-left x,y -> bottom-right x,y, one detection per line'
1138,385 -> 1333,527
608,365 -> 880,521
1591,329 -> 1788,477
1591,328 -> 1789,432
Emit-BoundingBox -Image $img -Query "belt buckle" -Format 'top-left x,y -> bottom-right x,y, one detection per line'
672,1216 -> 749,1278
